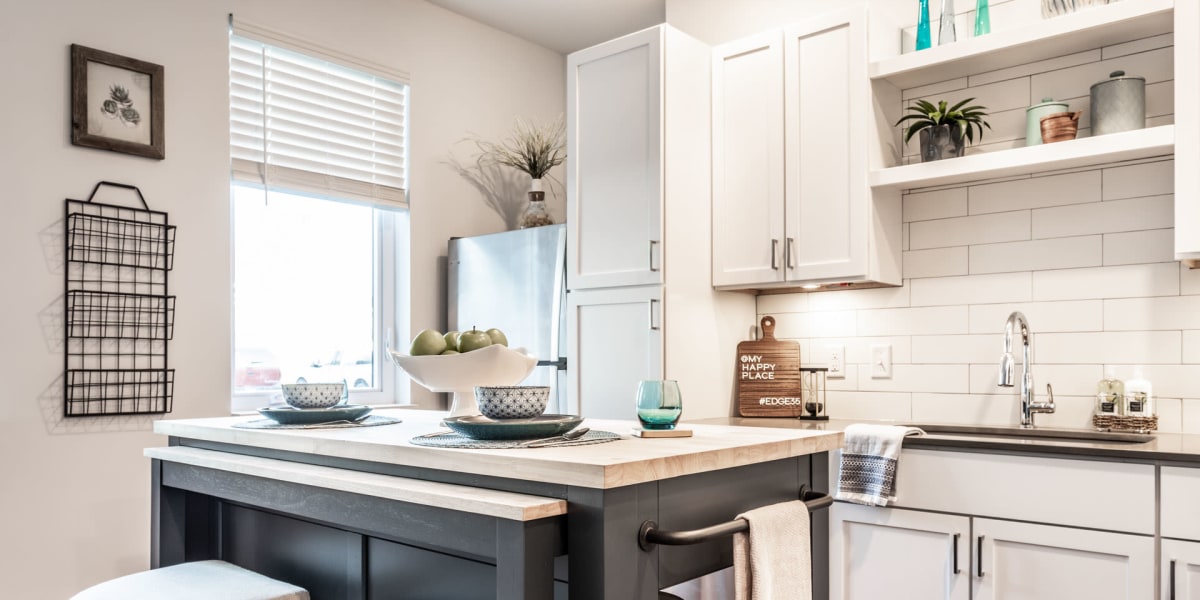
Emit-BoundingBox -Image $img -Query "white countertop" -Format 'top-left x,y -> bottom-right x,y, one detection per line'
153,408 -> 843,489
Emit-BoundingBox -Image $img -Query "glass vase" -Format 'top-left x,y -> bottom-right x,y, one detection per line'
916,0 -> 932,51
974,0 -> 991,36
939,0 -> 956,45
519,191 -> 552,229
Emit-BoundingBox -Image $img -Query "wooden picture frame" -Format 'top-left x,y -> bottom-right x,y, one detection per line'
71,44 -> 164,159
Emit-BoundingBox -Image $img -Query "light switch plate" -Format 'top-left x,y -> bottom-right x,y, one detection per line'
826,344 -> 845,379
871,344 -> 892,379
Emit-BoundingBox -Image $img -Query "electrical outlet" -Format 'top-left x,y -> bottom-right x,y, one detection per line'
871,344 -> 892,379
826,344 -> 845,379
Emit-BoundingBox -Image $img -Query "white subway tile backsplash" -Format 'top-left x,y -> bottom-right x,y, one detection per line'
911,334 -> 996,364
905,247 -> 969,279
810,336 -> 913,366
969,236 -> 1101,274
901,77 -> 969,102
1102,160 -> 1173,200
967,364 -> 1103,398
1032,395 -> 1096,430
1146,80 -> 1174,120
1029,46 -> 1173,106
826,364 -> 860,392
1032,263 -> 1180,301
859,364 -> 968,394
1184,331 -> 1200,364
775,310 -> 856,339
1103,229 -> 1174,266
903,187 -> 968,222
1032,196 -> 1173,239
1104,296 -> 1200,331
971,48 -> 1100,87
858,306 -> 969,336
969,171 -> 1100,215
1156,397 -> 1182,433
1181,264 -> 1200,296
757,293 -> 806,315
910,393 -> 1020,426
968,300 -> 1104,333
1102,32 -> 1172,60
1035,331 -> 1181,364
910,211 -> 1030,250
910,272 -> 1032,307
1182,400 -> 1200,434
827,391 -> 911,422
1111,365 -> 1200,400
806,285 -> 910,312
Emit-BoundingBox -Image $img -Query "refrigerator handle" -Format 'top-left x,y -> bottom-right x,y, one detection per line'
649,240 -> 659,272
649,299 -> 660,331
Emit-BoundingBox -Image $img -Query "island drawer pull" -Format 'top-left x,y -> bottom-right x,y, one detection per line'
637,485 -> 831,551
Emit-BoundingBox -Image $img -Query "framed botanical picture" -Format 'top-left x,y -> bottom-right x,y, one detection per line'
71,44 -> 164,159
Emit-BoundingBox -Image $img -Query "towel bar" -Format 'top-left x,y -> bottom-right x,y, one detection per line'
637,485 -> 832,551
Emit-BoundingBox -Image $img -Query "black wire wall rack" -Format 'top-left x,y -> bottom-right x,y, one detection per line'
64,181 -> 176,417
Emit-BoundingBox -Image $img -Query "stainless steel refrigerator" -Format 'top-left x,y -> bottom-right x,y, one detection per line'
447,224 -> 569,413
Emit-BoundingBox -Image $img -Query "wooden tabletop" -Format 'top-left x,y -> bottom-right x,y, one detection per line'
153,408 -> 843,489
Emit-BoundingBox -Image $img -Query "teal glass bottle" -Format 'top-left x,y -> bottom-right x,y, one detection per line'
916,0 -> 932,50
974,0 -> 991,36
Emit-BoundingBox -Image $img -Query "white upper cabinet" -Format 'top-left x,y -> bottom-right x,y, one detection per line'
712,7 -> 901,290
567,27 -> 663,290
1176,0 -> 1200,261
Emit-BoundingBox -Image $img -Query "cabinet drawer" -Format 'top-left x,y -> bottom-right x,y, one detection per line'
1163,466 -> 1200,541
830,449 -> 1154,534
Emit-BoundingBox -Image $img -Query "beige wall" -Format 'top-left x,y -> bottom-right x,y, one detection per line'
0,0 -> 562,596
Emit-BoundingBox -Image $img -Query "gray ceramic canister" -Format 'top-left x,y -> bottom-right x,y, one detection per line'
1090,70 -> 1145,136
1025,97 -> 1068,146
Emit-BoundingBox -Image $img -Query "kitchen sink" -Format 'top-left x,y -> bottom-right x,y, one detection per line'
907,423 -> 1155,444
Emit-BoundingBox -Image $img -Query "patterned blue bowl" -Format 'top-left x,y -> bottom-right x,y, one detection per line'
281,382 -> 346,409
474,386 -> 550,419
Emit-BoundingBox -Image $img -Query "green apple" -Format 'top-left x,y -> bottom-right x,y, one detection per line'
457,328 -> 492,353
485,328 -> 508,347
409,328 -> 447,356
439,349 -> 460,355
443,331 -> 459,352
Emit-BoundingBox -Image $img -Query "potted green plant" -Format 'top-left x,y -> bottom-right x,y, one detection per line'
896,98 -> 990,162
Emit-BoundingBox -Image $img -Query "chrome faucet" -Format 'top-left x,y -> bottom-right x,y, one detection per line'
998,311 -> 1055,428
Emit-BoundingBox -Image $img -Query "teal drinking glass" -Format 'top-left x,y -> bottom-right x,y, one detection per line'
636,380 -> 682,430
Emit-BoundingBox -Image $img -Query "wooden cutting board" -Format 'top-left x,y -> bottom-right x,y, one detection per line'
736,316 -> 803,417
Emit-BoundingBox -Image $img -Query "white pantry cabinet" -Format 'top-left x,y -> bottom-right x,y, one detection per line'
1176,0 -> 1200,262
711,7 -> 901,290
565,25 -> 756,420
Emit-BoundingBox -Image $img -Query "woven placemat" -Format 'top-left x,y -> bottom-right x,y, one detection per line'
409,430 -> 620,449
233,415 -> 403,430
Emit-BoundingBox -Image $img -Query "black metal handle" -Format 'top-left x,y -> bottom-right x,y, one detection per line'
85,181 -> 149,209
976,535 -> 985,578
637,485 -> 831,551
1171,559 -> 1177,600
952,533 -> 960,574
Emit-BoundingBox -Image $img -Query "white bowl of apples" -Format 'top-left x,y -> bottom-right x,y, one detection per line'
389,327 -> 537,417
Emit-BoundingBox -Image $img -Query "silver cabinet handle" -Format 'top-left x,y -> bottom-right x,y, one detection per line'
786,237 -> 795,269
648,299 -> 660,331
771,239 -> 780,270
649,240 -> 659,272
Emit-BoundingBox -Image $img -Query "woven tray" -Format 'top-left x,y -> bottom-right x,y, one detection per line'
1092,414 -> 1158,432
409,430 -> 620,449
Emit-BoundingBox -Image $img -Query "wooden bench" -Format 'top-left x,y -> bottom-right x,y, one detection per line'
146,446 -> 567,600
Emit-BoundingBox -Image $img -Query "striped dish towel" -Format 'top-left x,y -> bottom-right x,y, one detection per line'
836,424 -> 924,506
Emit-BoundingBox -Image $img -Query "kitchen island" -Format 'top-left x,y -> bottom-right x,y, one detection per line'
150,409 -> 842,600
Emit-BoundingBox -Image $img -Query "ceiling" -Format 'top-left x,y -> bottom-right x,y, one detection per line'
427,0 -> 666,55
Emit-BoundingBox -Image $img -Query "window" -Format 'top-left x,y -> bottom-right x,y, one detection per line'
229,28 -> 409,411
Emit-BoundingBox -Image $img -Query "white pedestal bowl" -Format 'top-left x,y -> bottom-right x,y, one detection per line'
388,345 -> 538,417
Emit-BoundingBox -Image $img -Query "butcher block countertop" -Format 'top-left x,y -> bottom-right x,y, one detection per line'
153,408 -> 843,489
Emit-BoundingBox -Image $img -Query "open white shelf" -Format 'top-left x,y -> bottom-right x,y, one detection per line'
870,0 -> 1174,90
869,125 -> 1174,192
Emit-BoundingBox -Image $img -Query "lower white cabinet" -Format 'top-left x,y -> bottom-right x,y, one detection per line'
831,505 -> 1154,600
973,518 -> 1153,600
1162,540 -> 1200,600
566,286 -> 662,420
830,503 -> 969,600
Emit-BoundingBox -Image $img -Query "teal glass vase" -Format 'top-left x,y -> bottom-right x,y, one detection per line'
916,0 -> 932,50
974,0 -> 991,36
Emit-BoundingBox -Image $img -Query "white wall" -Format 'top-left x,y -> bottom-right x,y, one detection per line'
668,0 -> 1197,431
0,0 -> 562,597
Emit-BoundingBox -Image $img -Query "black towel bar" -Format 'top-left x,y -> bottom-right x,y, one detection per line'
637,485 -> 833,551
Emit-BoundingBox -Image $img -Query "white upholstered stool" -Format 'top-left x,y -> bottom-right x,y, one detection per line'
71,559 -> 309,600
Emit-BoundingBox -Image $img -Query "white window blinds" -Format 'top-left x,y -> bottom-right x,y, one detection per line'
230,33 -> 409,208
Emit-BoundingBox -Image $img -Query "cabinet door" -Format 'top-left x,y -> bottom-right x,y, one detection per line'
711,30 -> 785,287
566,286 -> 663,419
972,518 -> 1154,600
782,8 -> 869,283
1163,539 -> 1200,600
567,27 -> 664,290
1176,0 -> 1200,261
829,503 -> 969,600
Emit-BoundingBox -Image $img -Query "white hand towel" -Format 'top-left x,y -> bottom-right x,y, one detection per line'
836,424 -> 924,506
733,499 -> 811,600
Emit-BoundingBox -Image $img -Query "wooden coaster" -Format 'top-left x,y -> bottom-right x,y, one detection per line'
631,428 -> 693,438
